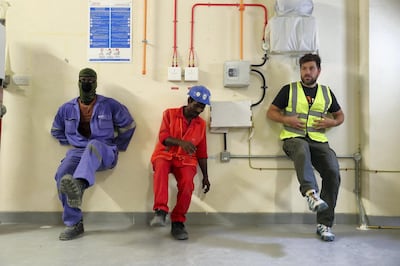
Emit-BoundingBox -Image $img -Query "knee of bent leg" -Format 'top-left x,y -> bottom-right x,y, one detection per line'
87,139 -> 102,147
325,168 -> 341,187
177,178 -> 195,193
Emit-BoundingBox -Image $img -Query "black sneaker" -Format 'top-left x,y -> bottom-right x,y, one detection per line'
60,175 -> 86,208
171,222 -> 188,240
149,209 -> 167,227
59,220 -> 84,241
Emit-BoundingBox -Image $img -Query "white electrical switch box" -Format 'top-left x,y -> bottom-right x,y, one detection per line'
210,100 -> 252,128
168,67 -> 182,81
12,75 -> 31,86
223,61 -> 250,88
184,67 -> 199,81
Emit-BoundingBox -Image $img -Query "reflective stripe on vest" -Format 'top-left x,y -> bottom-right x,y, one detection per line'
280,82 -> 332,142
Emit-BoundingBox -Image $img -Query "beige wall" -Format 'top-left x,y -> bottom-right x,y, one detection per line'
360,0 -> 400,216
0,0 -> 397,218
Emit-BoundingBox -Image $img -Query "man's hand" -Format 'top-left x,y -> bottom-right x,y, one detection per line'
313,109 -> 345,129
202,177 -> 210,193
284,115 -> 306,130
313,116 -> 336,129
178,140 -> 197,154
164,137 -> 197,154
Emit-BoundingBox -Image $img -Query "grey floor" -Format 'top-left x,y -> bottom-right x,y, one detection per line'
0,222 -> 399,266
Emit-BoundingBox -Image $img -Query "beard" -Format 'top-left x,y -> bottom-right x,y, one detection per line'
301,76 -> 317,86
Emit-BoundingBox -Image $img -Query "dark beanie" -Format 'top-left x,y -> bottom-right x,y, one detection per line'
79,68 -> 97,78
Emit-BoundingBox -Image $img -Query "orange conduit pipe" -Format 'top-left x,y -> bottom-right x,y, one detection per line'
239,0 -> 244,60
142,0 -> 148,75
189,3 -> 268,66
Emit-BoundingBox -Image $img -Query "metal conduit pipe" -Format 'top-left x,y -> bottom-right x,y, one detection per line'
225,151 -> 369,229
352,152 -> 369,229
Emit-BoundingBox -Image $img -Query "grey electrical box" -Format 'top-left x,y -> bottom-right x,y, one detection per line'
210,100 -> 252,128
220,151 -> 231,162
223,61 -> 250,88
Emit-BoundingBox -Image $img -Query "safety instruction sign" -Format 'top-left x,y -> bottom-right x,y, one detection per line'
88,0 -> 132,62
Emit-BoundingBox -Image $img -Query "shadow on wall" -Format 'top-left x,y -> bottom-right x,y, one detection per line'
1,45 -> 148,213
0,45 -> 77,210
97,84 -> 153,212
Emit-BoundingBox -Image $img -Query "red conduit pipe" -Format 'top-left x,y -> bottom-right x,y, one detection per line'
189,3 -> 268,67
172,0 -> 178,67
142,0 -> 148,75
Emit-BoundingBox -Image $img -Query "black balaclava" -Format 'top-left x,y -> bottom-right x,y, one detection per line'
78,68 -> 97,105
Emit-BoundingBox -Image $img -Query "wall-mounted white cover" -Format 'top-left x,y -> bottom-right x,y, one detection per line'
264,16 -> 318,54
210,100 -> 252,128
275,0 -> 314,16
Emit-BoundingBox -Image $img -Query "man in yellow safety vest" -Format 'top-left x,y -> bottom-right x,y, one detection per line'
267,53 -> 344,242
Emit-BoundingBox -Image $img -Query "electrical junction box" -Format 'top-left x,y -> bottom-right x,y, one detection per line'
220,151 -> 231,162
223,61 -> 250,88
210,100 -> 252,129
184,67 -> 199,81
168,67 -> 182,81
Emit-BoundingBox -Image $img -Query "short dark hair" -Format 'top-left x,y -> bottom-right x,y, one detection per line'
299,53 -> 321,69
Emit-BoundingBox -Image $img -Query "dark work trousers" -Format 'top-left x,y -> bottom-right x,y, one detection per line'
283,137 -> 341,227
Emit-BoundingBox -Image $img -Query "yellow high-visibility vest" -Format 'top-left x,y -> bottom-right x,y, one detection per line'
280,81 -> 332,142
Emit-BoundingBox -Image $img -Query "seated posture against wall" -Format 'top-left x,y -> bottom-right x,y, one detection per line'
267,53 -> 344,242
51,68 -> 136,241
150,86 -> 211,241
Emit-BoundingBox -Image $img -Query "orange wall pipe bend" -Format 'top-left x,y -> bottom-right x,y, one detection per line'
189,2 -> 268,63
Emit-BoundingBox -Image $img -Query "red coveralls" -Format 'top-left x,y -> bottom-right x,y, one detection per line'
151,107 -> 207,223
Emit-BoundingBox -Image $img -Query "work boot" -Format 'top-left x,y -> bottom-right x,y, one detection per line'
171,222 -> 188,240
316,223 -> 335,242
305,189 -> 328,212
60,175 -> 86,208
59,220 -> 84,241
149,209 -> 167,227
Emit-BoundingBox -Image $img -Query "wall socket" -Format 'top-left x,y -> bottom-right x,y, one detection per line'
167,67 -> 182,81
184,67 -> 199,81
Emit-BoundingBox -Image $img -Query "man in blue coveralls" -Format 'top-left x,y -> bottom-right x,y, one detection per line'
51,68 -> 136,240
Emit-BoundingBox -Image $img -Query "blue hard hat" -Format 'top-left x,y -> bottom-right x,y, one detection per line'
188,85 -> 211,105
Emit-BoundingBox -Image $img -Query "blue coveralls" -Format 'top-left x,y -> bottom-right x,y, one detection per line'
51,95 -> 135,226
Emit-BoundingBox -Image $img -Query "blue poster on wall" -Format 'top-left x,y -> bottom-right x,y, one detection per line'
88,0 -> 132,62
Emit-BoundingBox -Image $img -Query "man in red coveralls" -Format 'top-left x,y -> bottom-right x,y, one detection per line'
149,85 -> 211,240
